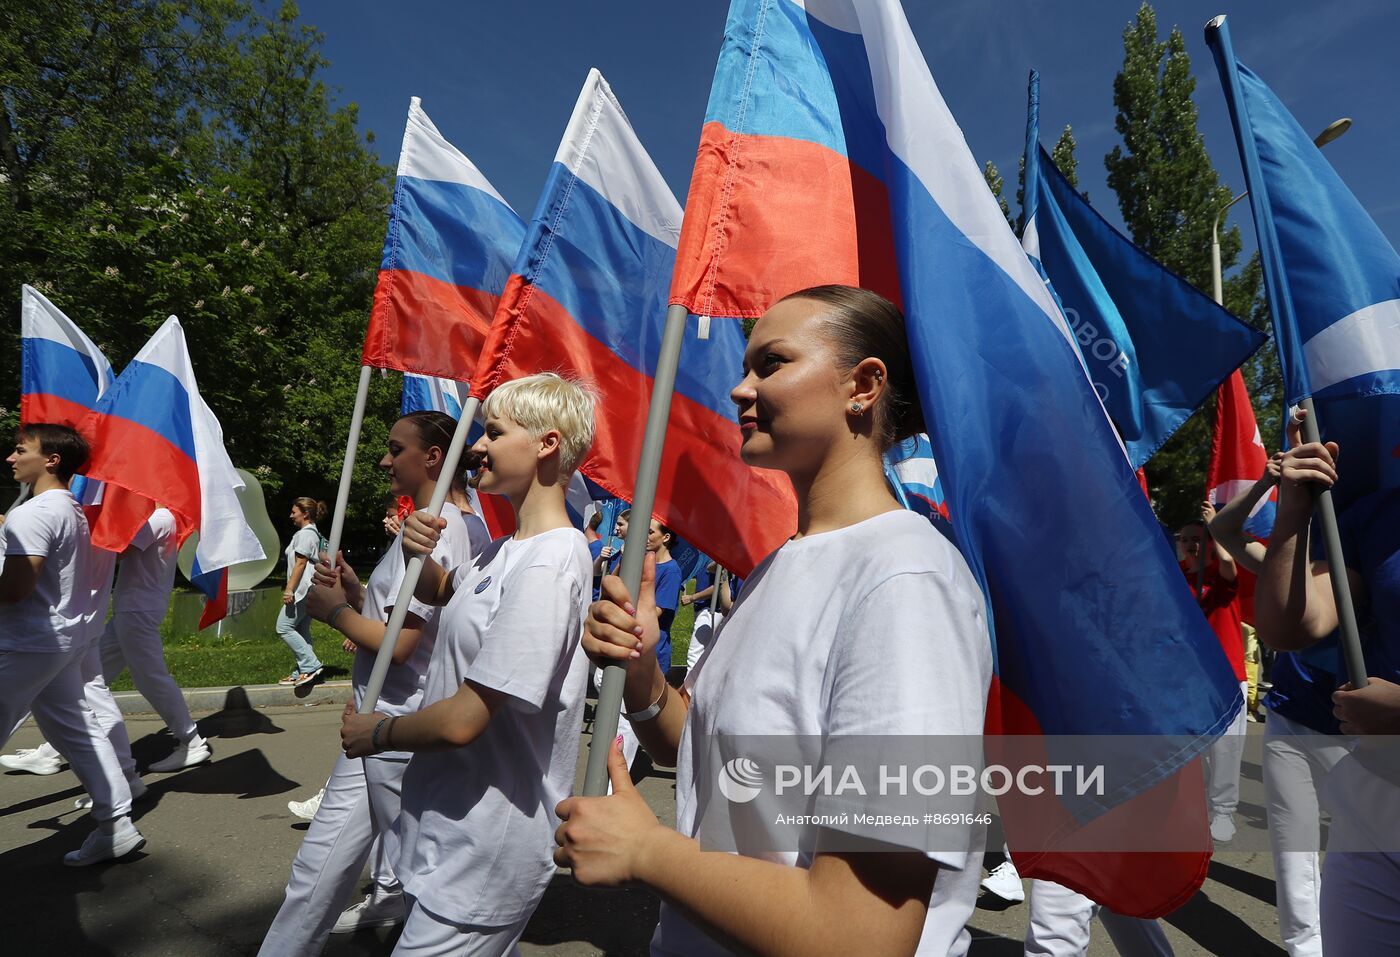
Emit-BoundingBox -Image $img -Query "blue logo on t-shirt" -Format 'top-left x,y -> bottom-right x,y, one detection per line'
474,576 -> 492,594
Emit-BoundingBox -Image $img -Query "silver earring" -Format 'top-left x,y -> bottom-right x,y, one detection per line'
850,402 -> 863,413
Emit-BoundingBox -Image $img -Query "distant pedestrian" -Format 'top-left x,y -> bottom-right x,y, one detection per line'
275,497 -> 326,687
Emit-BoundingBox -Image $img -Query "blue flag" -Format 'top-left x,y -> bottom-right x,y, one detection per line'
1022,71 -> 1265,468
1207,17 -> 1400,507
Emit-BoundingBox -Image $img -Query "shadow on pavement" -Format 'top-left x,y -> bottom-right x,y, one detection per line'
1163,885 -> 1286,956
967,927 -> 1026,954
521,872 -> 659,956
1208,858 -> 1278,907
198,687 -> 290,738
147,747 -> 301,801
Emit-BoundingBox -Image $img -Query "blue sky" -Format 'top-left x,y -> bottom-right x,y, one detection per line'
295,0 -> 1400,268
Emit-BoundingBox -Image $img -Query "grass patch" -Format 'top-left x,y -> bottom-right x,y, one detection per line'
105,581 -> 700,691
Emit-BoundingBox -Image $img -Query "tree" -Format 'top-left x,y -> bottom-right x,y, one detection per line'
983,160 -> 1013,229
0,0 -> 397,561
1104,2 -> 1267,528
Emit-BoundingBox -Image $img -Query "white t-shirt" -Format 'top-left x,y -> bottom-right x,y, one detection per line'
353,503 -> 473,739
0,489 -> 102,653
115,507 -> 178,613
396,527 -> 592,926
284,524 -> 321,602
651,510 -> 993,957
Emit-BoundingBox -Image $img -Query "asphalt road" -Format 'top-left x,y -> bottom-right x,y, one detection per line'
0,695 -> 1287,956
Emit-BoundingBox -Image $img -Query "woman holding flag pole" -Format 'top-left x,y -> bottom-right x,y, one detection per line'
257,411 -> 474,956
556,287 -> 993,957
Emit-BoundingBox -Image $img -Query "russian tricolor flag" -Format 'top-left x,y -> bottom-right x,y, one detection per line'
470,69 -> 794,577
362,98 -> 525,380
884,434 -> 949,524
78,317 -> 264,627
675,0 -> 1241,916
20,284 -> 114,427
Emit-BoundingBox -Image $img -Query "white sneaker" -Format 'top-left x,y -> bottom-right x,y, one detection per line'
287,788 -> 324,821
980,860 -> 1026,903
148,735 -> 213,773
331,891 -> 407,933
0,747 -> 65,775
75,776 -> 148,810
63,816 -> 146,866
1210,812 -> 1237,844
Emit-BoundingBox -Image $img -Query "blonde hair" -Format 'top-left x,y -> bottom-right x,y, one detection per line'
482,372 -> 597,476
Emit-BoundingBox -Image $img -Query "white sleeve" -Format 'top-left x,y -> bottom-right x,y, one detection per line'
4,503 -> 58,558
292,528 -> 319,559
129,518 -> 157,552
467,560 -> 585,713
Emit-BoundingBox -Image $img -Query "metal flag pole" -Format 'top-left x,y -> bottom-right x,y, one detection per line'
1206,14 -> 1367,689
583,303 -> 689,796
325,365 -> 374,565
359,394 -> 481,711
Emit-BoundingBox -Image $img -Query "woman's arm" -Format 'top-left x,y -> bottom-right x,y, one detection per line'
401,512 -> 456,606
555,740 -> 937,957
586,555 -> 689,766
306,569 -> 426,665
1255,438 -> 1362,650
1206,465 -> 1277,575
284,554 -> 309,604
342,679 -> 507,756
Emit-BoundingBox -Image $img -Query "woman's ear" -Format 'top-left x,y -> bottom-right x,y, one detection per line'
848,357 -> 887,411
536,429 -> 563,462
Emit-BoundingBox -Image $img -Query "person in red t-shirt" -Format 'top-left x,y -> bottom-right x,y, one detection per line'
1179,513 -> 1249,844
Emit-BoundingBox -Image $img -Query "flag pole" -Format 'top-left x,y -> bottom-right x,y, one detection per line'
584,302 -> 689,796
1206,15 -> 1367,689
359,393 -> 481,711
325,365 -> 373,565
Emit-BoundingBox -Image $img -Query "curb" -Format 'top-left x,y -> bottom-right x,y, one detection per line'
112,679 -> 354,716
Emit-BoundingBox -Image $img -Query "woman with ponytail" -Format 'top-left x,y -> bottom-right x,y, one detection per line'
275,496 -> 328,687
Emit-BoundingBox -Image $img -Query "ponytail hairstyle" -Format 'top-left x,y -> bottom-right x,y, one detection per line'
293,496 -> 328,525
398,410 -> 467,489
777,285 -> 925,451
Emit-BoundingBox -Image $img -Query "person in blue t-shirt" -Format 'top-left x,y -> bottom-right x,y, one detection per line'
645,518 -> 681,681
1257,412 -> 1400,954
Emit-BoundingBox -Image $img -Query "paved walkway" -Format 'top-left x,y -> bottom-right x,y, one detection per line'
0,695 -> 1286,956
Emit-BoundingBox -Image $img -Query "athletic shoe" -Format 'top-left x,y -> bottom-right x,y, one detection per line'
63,816 -> 145,866
0,747 -> 64,775
287,788 -> 324,821
980,860 -> 1026,903
277,671 -> 302,685
1210,812 -> 1237,845
148,735 -> 213,773
331,891 -> 407,934
75,775 -> 148,810
292,667 -> 323,688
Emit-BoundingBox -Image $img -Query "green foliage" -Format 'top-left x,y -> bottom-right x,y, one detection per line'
1051,126 -> 1080,193
982,161 -> 1013,228
0,0 -> 399,555
1104,2 -> 1266,529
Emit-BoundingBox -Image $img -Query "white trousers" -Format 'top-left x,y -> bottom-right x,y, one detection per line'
686,608 -> 721,670
258,751 -> 407,957
917,820 -> 985,957
1204,680 -> 1250,817
1318,748 -> 1400,956
0,643 -> 132,821
1025,879 -> 1174,957
391,897 -> 529,957
100,608 -> 198,742
1262,710 -> 1348,957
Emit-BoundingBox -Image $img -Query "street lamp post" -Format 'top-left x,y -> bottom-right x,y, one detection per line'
1209,118 -> 1353,306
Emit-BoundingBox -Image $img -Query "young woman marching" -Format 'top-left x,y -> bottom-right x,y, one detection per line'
258,411 -> 476,956
555,286 -> 994,957
340,372 -> 597,956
